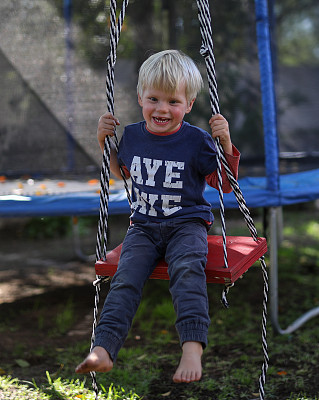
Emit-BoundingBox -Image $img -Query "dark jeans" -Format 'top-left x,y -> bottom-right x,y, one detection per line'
94,218 -> 210,362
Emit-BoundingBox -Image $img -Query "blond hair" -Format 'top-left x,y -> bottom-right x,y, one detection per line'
137,50 -> 203,103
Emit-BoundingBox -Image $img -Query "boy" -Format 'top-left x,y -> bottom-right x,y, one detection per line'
76,50 -> 240,383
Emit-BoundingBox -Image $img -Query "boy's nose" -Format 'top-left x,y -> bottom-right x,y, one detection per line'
156,101 -> 169,113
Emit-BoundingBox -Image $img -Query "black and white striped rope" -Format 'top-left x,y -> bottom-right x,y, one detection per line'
259,255 -> 269,400
196,0 -> 268,398
105,0 -> 132,206
196,1 -> 231,307
196,1 -> 228,282
90,1 -> 130,399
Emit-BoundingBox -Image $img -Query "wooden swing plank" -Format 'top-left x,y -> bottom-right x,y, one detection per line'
95,235 -> 267,285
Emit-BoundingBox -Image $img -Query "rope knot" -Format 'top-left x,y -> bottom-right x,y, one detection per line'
200,45 -> 210,59
106,54 -> 117,68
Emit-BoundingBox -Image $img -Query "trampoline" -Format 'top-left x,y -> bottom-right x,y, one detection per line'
1,168 -> 319,218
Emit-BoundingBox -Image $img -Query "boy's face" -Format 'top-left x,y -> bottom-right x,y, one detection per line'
138,84 -> 195,134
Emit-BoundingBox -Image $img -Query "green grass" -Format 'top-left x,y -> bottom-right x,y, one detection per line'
54,298 -> 76,335
1,203 -> 319,399
0,373 -> 141,399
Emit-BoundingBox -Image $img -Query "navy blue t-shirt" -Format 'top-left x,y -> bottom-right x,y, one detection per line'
118,121 -> 218,223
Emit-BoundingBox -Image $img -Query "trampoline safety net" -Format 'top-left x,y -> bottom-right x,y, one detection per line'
0,0 -> 318,179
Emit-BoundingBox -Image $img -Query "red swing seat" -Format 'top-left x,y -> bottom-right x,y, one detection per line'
95,235 -> 267,285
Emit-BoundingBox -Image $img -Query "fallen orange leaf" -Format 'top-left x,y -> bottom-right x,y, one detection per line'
88,179 -> 99,185
277,370 -> 287,376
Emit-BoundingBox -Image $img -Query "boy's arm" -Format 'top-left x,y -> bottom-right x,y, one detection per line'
205,145 -> 240,193
209,114 -> 233,155
207,114 -> 240,193
109,141 -> 123,180
97,112 -> 123,180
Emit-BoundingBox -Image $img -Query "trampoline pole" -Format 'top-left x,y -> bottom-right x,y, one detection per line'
270,207 -> 319,334
269,206 -> 281,333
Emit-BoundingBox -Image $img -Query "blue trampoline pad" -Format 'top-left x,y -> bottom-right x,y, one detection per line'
0,168 -> 318,217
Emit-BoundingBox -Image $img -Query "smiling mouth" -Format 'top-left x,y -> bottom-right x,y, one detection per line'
153,117 -> 170,124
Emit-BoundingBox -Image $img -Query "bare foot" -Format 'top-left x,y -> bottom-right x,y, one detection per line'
75,346 -> 113,374
173,341 -> 203,383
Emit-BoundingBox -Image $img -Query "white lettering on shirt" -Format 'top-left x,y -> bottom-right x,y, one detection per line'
129,156 -> 185,217
143,158 -> 163,187
132,187 -> 147,214
163,161 -> 184,188
130,156 -> 184,188
161,195 -> 182,216
130,156 -> 143,184
132,188 -> 159,216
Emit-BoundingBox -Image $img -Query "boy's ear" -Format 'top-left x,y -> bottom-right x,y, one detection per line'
186,98 -> 196,114
138,94 -> 143,107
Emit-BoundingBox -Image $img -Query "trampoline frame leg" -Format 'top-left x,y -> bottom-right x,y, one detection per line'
269,206 -> 319,334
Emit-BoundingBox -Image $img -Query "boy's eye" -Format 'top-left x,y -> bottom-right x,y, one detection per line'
149,97 -> 157,102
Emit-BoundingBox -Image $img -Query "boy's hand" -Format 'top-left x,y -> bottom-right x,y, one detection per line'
97,112 -> 120,151
209,114 -> 233,155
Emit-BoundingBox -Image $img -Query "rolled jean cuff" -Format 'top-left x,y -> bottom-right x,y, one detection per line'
93,328 -> 122,362
176,320 -> 209,349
